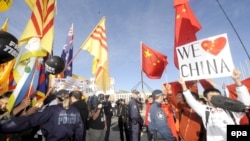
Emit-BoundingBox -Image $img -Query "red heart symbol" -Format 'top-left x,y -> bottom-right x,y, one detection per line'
201,37 -> 226,56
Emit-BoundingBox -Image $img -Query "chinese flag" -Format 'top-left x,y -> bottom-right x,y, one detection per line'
226,78 -> 250,100
225,78 -> 250,125
199,79 -> 216,90
142,43 -> 167,79
167,80 -> 198,95
174,0 -> 201,69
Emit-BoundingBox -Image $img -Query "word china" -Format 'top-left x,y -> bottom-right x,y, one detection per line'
177,33 -> 234,81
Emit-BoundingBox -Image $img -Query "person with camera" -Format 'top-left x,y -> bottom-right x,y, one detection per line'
117,99 -> 130,141
128,90 -> 143,141
148,89 -> 176,141
87,93 -> 107,141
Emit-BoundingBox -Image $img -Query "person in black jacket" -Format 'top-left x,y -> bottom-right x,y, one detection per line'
88,93 -> 107,141
69,90 -> 89,141
0,89 -> 83,141
103,95 -> 113,141
117,99 -> 130,141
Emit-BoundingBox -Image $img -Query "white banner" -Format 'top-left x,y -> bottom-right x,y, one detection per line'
51,77 -> 115,96
177,33 -> 234,81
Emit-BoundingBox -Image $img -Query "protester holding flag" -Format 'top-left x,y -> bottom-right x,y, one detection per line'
0,91 -> 12,120
161,96 -> 179,141
143,95 -> 153,141
178,69 -> 250,141
0,91 -> 12,141
163,83 -> 205,141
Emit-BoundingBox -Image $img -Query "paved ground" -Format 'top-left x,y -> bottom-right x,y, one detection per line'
86,111 -> 147,141
108,116 -> 147,141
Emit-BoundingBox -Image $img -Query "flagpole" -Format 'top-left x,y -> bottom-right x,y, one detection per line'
27,59 -> 38,98
216,0 -> 250,60
140,41 -> 144,91
141,70 -> 144,91
65,17 -> 106,72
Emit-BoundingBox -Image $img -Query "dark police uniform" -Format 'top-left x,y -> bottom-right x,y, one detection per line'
117,100 -> 130,141
0,104 -> 83,141
148,102 -> 175,141
128,97 -> 143,141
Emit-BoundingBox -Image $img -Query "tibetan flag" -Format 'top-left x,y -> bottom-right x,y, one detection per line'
8,57 -> 38,111
8,38 -> 42,111
35,60 -> 47,102
141,43 -> 167,79
19,0 -> 56,54
174,0 -> 201,69
61,24 -> 74,77
81,17 -> 111,92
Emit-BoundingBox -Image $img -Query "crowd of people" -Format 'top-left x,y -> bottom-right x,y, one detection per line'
116,69 -> 250,141
0,88 -> 115,141
0,69 -> 250,141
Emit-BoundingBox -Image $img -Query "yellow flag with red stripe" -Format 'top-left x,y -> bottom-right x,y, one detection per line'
81,17 -> 111,92
19,0 -> 56,54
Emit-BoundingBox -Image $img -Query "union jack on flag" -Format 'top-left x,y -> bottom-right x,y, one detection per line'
61,24 -> 74,77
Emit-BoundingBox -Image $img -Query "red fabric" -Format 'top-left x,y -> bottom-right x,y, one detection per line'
166,94 -> 205,141
225,78 -> 250,125
144,102 -> 152,126
199,79 -> 214,89
142,43 -> 168,79
161,103 -> 178,140
168,80 -> 198,95
174,0 -> 201,69
226,77 -> 250,99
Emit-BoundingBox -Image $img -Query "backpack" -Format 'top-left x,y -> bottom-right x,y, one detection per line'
205,107 -> 237,127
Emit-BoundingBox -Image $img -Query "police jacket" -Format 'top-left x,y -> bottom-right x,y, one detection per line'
148,102 -> 175,141
128,98 -> 142,122
0,104 -> 83,141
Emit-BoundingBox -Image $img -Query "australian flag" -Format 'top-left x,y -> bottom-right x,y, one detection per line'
61,24 -> 74,77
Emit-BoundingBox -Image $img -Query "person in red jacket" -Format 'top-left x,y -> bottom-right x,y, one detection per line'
163,84 -> 206,141
161,97 -> 178,141
143,95 -> 153,141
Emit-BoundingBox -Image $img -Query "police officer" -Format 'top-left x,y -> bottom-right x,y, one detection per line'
117,99 -> 130,141
148,89 -> 176,141
128,90 -> 143,141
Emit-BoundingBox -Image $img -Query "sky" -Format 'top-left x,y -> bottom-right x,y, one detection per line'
1,0 -> 250,93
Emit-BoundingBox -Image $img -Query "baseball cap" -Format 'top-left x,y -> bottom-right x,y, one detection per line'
131,90 -> 140,94
56,89 -> 69,100
152,89 -> 165,98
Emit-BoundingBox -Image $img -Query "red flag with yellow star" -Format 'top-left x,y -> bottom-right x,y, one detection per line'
174,0 -> 201,69
142,43 -> 167,79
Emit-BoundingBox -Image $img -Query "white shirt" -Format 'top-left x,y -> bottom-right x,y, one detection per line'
183,85 -> 250,141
